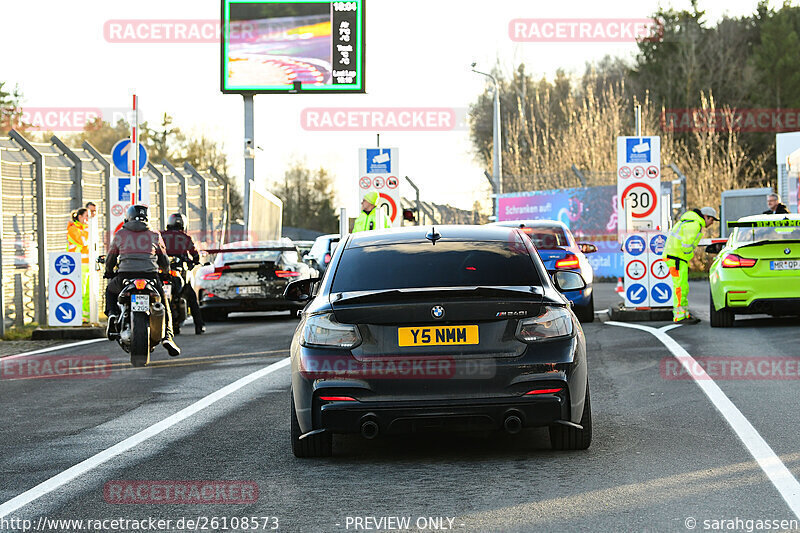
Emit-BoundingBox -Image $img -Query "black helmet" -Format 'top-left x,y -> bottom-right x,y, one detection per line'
166,213 -> 186,231
125,204 -> 149,223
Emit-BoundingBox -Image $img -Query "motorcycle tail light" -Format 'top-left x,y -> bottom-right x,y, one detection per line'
134,279 -> 147,290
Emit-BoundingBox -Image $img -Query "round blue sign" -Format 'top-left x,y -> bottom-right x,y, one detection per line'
624,235 -> 646,256
650,234 -> 667,255
55,302 -> 77,323
111,139 -> 148,175
626,283 -> 648,305
54,254 -> 76,276
651,282 -> 672,304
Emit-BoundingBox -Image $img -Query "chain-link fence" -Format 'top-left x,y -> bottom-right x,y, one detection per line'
0,130 -> 230,332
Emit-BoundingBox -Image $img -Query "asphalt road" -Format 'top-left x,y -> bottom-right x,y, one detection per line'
1,283 -> 799,533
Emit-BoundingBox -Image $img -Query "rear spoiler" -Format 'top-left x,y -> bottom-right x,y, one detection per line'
727,218 -> 800,228
202,246 -> 296,254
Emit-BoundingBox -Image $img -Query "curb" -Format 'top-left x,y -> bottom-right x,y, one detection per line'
31,327 -> 105,340
608,303 -> 673,322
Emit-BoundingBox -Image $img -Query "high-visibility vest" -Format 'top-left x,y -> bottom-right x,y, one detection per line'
66,221 -> 90,264
352,208 -> 391,232
663,210 -> 706,262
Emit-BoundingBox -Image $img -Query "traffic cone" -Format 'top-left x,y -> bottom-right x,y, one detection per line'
615,277 -> 624,293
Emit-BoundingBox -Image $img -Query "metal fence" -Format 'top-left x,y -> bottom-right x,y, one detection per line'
0,129 -> 230,331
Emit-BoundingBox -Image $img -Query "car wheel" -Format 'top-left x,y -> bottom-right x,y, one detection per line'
575,293 -> 595,323
709,289 -> 734,328
202,309 -> 228,322
290,389 -> 332,458
549,384 -> 592,451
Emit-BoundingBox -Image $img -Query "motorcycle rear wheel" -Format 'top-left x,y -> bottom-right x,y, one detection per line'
130,312 -> 150,367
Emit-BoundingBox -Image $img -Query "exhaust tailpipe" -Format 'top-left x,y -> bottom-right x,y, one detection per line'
504,414 -> 523,434
360,420 -> 379,439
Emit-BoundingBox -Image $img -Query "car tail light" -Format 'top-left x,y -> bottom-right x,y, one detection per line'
201,265 -> 229,280
524,387 -> 564,395
555,255 -> 580,269
203,292 -> 216,299
515,307 -> 573,342
324,253 -> 331,264
722,254 -> 757,268
275,270 -> 301,278
169,270 -> 179,277
300,313 -> 362,349
133,279 -> 147,290
319,396 -> 357,402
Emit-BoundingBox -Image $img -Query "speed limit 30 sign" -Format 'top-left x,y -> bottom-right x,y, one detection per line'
617,136 -> 661,234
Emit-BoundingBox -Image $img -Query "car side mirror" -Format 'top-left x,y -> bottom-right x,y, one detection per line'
705,242 -> 724,255
552,271 -> 586,292
578,243 -> 597,254
284,278 -> 316,302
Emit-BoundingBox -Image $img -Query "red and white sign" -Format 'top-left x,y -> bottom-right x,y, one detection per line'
651,258 -> 670,279
111,204 -> 124,217
358,148 -> 400,227
618,166 -> 631,178
617,135 -> 661,236
55,279 -> 76,299
626,260 -> 647,280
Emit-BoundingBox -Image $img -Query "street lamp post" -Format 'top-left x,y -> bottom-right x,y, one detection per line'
471,64 -> 502,221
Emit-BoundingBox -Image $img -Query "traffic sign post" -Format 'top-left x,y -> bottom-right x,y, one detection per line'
622,230 -> 672,308
617,136 -> 662,237
358,147 -> 400,227
48,252 -> 82,327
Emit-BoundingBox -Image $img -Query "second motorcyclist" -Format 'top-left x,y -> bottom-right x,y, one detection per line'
160,213 -> 206,335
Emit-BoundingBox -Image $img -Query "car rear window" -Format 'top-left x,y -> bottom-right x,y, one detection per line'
330,241 -> 541,292
520,227 -> 570,248
732,226 -> 800,244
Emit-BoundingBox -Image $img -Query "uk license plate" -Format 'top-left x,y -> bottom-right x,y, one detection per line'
131,294 -> 149,312
398,325 -> 479,347
236,286 -> 262,296
770,260 -> 800,270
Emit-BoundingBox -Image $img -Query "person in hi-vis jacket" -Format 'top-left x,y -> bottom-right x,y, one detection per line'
662,206 -> 719,324
352,191 -> 391,232
66,208 -> 90,323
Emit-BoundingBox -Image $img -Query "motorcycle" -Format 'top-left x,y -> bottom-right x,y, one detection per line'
163,255 -> 190,335
98,255 -> 168,368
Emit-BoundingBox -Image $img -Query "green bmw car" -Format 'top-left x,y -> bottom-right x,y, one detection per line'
708,215 -> 800,327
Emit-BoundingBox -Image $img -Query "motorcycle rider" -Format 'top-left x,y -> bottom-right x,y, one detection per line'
160,213 -> 206,335
104,205 -> 181,356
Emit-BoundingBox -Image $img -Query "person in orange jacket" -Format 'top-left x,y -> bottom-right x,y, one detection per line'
66,208 -> 90,323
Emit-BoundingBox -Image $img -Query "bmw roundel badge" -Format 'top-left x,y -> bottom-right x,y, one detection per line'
431,305 -> 445,319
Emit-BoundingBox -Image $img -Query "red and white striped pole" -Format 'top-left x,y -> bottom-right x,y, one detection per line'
130,93 -> 138,205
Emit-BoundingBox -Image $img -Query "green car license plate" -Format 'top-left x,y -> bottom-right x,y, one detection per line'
770,260 -> 800,270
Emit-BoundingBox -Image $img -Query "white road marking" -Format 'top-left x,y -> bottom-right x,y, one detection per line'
607,320 -> 800,520
0,357 -> 290,519
2,338 -> 106,361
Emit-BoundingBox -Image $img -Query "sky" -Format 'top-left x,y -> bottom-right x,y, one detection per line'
1,0 -> 781,216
